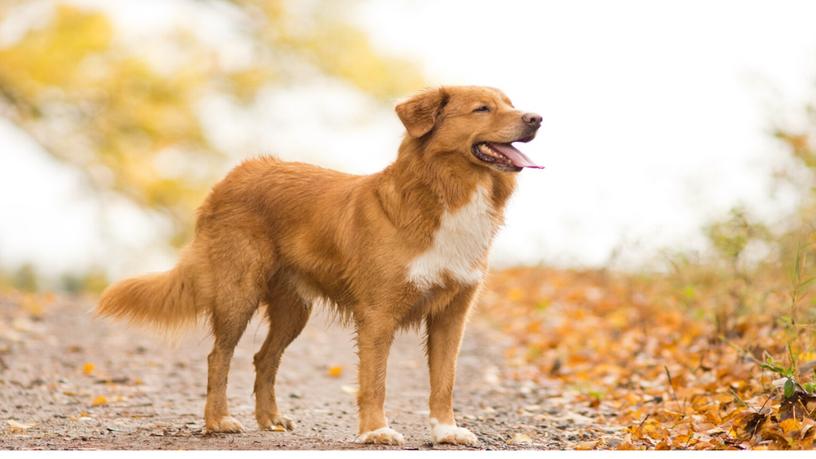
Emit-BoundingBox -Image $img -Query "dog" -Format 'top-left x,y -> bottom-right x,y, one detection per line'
98,85 -> 542,446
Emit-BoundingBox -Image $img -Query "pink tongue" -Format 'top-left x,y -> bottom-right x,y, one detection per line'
487,142 -> 544,169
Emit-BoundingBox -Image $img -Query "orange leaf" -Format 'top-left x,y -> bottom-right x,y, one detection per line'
575,440 -> 597,450
616,441 -> 636,450
780,418 -> 802,435
327,365 -> 343,378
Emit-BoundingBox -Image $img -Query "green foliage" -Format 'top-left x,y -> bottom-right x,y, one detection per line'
59,268 -> 109,294
804,381 -> 816,394
704,207 -> 770,265
10,264 -> 39,293
760,355 -> 795,379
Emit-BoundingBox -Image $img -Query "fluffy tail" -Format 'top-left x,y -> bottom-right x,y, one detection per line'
97,263 -> 202,331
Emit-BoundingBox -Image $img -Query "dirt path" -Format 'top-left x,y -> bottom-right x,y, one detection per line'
0,295 -> 619,450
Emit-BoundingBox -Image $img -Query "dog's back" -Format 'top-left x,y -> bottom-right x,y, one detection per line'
99,156 -> 365,329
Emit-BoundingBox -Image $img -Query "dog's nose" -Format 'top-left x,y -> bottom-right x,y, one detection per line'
522,112 -> 542,127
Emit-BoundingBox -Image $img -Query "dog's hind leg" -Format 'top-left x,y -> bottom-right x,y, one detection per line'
253,284 -> 311,431
204,289 -> 259,433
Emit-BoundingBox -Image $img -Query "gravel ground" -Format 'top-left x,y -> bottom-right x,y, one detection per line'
0,295 -> 620,450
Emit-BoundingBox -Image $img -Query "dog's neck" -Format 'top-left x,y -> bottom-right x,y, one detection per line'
375,135 -> 517,238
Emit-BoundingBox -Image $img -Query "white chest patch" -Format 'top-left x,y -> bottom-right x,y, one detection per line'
407,185 -> 497,289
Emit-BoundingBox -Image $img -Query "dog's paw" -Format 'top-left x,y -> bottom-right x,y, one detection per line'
355,427 -> 405,445
205,415 -> 244,434
430,419 -> 479,446
258,414 -> 295,432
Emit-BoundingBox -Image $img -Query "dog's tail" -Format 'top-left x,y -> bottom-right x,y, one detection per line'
97,254 -> 203,331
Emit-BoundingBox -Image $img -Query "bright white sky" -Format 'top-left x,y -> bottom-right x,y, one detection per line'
1,0 -> 816,278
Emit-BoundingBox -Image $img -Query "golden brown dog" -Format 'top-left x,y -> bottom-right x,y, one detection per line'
98,85 -> 542,446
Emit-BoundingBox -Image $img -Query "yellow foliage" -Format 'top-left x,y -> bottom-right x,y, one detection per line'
0,5 -> 112,98
285,21 -> 424,101
0,0 -> 425,256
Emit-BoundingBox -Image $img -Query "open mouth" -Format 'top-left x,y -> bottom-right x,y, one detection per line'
471,141 -> 544,172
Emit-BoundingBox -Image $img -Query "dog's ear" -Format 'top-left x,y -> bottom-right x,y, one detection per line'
395,88 -> 448,138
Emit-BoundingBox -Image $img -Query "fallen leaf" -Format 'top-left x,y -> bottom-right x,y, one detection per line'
7,420 -> 35,433
575,440 -> 597,450
616,441 -> 636,450
82,362 -> 95,376
92,395 -> 108,406
507,432 -> 533,445
780,418 -> 801,434
655,440 -> 671,450
21,295 -> 44,318
12,318 -> 34,332
327,365 -> 343,378
341,385 -> 358,394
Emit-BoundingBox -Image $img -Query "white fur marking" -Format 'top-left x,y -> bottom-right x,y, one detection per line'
430,418 -> 479,446
408,185 -> 496,289
355,426 -> 405,445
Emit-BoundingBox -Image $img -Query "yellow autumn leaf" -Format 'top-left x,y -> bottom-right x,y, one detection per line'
91,395 -> 108,406
82,362 -> 95,375
508,288 -> 524,302
780,418 -> 801,434
575,440 -> 597,450
327,365 -> 343,378
655,440 -> 671,450
21,294 -> 44,318
616,441 -> 636,450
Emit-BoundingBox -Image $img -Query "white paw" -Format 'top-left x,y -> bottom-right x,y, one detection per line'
258,414 -> 295,431
205,415 -> 244,433
355,426 -> 405,445
431,418 -> 479,446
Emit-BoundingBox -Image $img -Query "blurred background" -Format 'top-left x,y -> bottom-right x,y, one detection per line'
1,0 -> 815,292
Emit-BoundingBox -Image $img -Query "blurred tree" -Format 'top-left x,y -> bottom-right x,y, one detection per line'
773,96 -> 816,273
59,267 -> 108,294
0,0 -> 423,249
11,263 -> 39,293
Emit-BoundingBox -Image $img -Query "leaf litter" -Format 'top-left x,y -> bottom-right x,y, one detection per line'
480,266 -> 816,450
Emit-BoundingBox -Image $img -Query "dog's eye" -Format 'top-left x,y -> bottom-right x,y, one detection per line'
473,105 -> 490,113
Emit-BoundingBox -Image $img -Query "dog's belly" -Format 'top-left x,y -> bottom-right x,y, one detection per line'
406,185 -> 496,290
282,268 -> 355,308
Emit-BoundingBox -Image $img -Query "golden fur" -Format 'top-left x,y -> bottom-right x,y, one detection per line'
98,85 -> 541,445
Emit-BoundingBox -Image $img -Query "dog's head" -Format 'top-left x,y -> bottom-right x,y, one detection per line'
395,86 -> 542,172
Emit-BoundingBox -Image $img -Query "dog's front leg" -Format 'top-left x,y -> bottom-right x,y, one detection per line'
353,314 -> 404,445
425,285 -> 479,446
